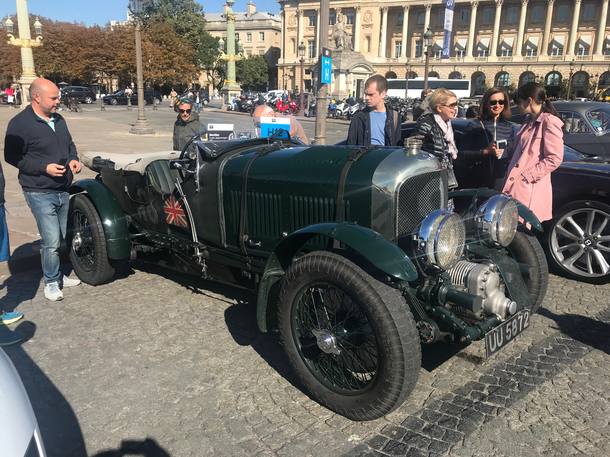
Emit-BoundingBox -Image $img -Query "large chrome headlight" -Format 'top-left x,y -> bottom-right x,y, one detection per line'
416,210 -> 466,270
475,194 -> 519,246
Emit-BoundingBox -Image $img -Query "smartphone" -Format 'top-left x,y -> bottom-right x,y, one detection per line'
494,139 -> 508,158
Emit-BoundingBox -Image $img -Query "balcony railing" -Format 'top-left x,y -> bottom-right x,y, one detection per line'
575,54 -> 590,60
524,55 -> 539,61
474,56 -> 489,61
498,56 -> 513,61
549,55 -> 565,61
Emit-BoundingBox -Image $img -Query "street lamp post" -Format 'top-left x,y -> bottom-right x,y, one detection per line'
422,28 -> 433,92
129,1 -> 154,135
4,0 -> 43,106
219,0 -> 242,104
404,62 -> 410,100
298,41 -> 305,116
567,59 -> 575,100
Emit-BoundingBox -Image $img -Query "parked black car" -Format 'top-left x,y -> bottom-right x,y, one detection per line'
61,86 -> 97,104
511,101 -> 610,158
103,89 -> 160,106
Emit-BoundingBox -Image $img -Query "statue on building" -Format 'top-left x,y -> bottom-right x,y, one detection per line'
331,13 -> 352,51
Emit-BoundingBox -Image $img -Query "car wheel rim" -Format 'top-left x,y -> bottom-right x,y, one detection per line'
551,207 -> 610,278
71,209 -> 96,271
291,284 -> 379,394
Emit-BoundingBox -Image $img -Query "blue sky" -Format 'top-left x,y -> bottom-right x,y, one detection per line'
0,0 -> 280,26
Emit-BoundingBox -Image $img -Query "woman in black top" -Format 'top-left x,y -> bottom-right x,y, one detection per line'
455,87 -> 519,189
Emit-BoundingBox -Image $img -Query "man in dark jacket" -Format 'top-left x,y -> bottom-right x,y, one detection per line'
173,98 -> 201,153
347,75 -> 401,146
4,78 -> 82,301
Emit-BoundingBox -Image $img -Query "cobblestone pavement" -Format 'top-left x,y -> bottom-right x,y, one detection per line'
1,263 -> 608,457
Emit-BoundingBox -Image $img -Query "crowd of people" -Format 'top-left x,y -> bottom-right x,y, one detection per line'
1,74 -> 564,345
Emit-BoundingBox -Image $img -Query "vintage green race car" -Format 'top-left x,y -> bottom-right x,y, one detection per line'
68,136 -> 548,421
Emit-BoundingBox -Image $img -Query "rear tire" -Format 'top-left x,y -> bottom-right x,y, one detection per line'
110,98 -> 118,106
68,194 -> 116,285
277,251 -> 421,420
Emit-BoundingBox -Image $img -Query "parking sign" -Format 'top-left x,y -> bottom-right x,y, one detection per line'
320,48 -> 332,85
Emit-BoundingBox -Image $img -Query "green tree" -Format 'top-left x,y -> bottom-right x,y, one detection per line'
236,56 -> 269,91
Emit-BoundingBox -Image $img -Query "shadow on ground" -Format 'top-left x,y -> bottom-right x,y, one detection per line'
91,438 -> 171,457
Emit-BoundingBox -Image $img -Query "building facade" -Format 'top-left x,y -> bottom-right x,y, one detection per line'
206,1 -> 281,91
279,0 -> 610,98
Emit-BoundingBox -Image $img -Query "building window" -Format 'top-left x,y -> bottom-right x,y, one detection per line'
556,4 -> 570,23
582,4 -> 595,22
460,8 -> 470,24
258,49 -> 265,56
496,72 -> 510,87
397,14 -> 403,26
308,40 -> 316,58
307,13 -> 316,27
415,39 -> 423,57
455,49 -> 465,59
417,12 -> 425,25
345,11 -> 354,25
482,7 -> 494,25
531,5 -> 544,23
247,32 -> 252,43
433,47 -> 442,59
329,10 -> 336,25
500,44 -> 513,57
259,32 -> 265,41
506,6 -> 519,25
477,46 -> 489,57
526,46 -> 537,57
394,40 -> 402,58
577,45 -> 589,56
551,44 -> 564,56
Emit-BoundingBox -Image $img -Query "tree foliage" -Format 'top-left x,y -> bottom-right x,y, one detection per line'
236,56 -> 269,91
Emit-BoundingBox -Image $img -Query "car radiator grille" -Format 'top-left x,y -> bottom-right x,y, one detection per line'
396,171 -> 445,238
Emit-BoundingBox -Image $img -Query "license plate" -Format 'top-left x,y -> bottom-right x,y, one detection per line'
485,310 -> 531,358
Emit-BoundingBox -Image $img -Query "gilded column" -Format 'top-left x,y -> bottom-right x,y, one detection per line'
566,0 -> 582,56
467,1 -> 479,58
354,6 -> 361,52
540,0 -> 555,57
490,0 -> 504,58
595,0 -> 609,56
401,6 -> 410,58
379,7 -> 388,58
516,0 -> 528,57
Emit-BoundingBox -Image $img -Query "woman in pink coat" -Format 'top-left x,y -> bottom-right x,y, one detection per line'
503,83 -> 564,223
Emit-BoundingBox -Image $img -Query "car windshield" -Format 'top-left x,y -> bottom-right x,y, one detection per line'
586,106 -> 610,134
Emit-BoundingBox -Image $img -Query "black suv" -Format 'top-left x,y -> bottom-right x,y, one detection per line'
61,86 -> 97,104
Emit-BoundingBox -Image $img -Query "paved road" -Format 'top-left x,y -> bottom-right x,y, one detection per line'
0,106 -> 608,457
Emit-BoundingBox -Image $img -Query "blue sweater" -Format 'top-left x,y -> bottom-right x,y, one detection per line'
4,105 -> 79,192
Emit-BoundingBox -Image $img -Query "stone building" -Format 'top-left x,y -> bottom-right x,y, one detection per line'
206,1 -> 281,91
279,0 -> 610,98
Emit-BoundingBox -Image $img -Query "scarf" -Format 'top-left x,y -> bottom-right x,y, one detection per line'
434,114 -> 458,160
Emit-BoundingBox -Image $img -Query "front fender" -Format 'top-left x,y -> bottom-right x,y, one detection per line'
450,188 -> 543,233
256,222 -> 417,332
70,179 -> 130,259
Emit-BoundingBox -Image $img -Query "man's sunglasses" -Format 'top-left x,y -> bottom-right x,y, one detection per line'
179,109 -> 192,113
489,100 -> 506,106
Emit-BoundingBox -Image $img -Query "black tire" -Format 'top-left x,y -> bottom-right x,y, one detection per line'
68,194 -> 116,285
84,96 -> 93,104
277,251 -> 421,421
506,230 -> 549,313
542,200 -> 610,284
110,98 -> 118,106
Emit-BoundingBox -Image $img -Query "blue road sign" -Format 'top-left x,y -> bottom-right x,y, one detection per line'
320,48 -> 332,85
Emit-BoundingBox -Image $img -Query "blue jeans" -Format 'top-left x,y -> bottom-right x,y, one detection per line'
24,191 -> 69,284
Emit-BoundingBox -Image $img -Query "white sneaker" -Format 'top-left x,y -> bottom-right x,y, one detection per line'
62,275 -> 81,288
44,282 -> 64,301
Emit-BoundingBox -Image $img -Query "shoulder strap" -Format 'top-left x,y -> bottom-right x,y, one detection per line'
479,120 -> 491,144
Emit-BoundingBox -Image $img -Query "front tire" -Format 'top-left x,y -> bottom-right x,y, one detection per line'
542,200 -> 610,284
506,230 -> 549,313
68,194 -> 116,285
277,251 -> 421,421
110,98 -> 118,106
84,96 -> 93,104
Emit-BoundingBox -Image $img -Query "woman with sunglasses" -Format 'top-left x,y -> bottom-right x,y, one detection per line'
414,88 -> 460,188
173,98 -> 201,154
502,82 -> 563,224
456,87 -> 519,189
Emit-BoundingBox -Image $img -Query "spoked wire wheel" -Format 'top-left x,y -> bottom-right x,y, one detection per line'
70,207 -> 96,272
549,202 -> 610,282
292,283 -> 379,394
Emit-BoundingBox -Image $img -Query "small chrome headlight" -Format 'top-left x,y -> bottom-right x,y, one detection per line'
417,210 -> 466,270
475,194 -> 519,247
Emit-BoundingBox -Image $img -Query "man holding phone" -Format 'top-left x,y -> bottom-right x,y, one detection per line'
4,78 -> 82,301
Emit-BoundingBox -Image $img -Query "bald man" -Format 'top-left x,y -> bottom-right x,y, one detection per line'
4,78 -> 82,301
252,104 -> 309,144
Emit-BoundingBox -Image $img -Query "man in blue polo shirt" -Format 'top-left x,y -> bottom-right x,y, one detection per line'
4,78 -> 82,301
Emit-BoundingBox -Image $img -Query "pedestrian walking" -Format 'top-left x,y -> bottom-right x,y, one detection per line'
3,78 -> 82,302
502,82 -> 564,223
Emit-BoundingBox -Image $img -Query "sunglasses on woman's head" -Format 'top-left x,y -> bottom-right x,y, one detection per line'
489,100 -> 506,106
179,109 -> 192,113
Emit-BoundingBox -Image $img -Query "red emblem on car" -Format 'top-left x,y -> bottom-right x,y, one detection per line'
163,195 -> 188,228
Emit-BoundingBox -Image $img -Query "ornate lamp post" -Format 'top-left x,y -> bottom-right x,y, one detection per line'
4,0 -> 43,106
567,59 -> 575,100
423,28 -> 433,91
219,0 -> 242,104
129,0 -> 154,134
298,41 -> 306,115
404,61 -> 410,100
